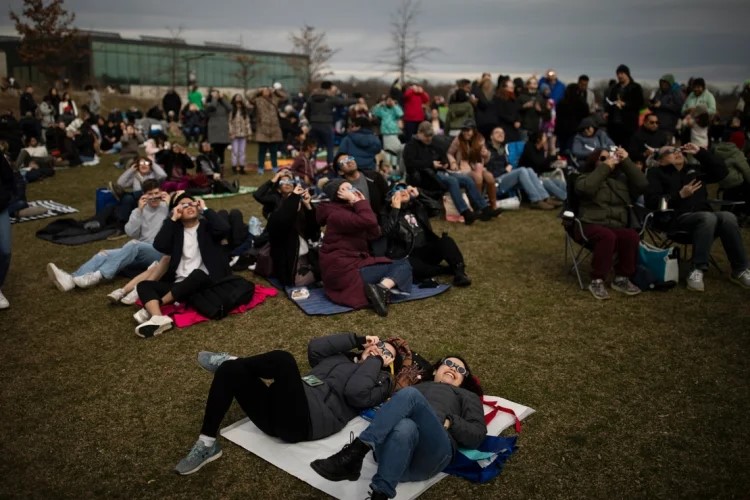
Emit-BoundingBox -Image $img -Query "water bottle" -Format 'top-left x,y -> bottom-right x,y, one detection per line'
248,216 -> 263,236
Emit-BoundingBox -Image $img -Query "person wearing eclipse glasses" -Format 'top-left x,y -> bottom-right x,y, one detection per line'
132,191 -> 233,338
47,178 -> 169,295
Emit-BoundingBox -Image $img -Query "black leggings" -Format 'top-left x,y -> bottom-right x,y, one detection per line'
200,351 -> 311,442
212,143 -> 228,166
408,234 -> 464,282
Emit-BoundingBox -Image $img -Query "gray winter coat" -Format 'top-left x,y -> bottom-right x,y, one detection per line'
205,97 -> 231,144
304,333 -> 394,440
413,382 -> 487,452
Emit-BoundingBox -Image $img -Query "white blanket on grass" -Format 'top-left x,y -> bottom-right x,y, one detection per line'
221,396 -> 535,500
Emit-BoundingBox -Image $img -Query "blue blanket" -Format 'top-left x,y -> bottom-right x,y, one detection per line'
267,279 -> 451,316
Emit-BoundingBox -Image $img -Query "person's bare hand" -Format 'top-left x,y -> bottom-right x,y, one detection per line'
365,335 -> 380,346
514,121 -> 521,129
679,179 -> 703,198
293,184 -> 305,196
197,198 -> 207,211
433,160 -> 445,170
406,186 -> 419,198
682,143 -> 700,155
171,205 -> 184,221
352,189 -> 365,203
212,173 -> 221,181
138,195 -> 148,211
616,147 -> 629,160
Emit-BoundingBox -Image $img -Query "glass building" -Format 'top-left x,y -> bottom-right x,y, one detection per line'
0,31 -> 308,91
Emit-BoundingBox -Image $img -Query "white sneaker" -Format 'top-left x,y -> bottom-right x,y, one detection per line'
687,269 -> 705,292
107,288 -> 126,303
730,269 -> 750,289
0,290 -> 9,309
135,315 -> 173,338
47,263 -> 75,292
133,308 -> 151,324
73,271 -> 102,289
120,289 -> 139,305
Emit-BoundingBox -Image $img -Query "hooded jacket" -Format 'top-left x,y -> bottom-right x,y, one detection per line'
402,87 -> 430,122
445,101 -> 474,134
267,192 -> 320,286
304,333 -> 394,440
337,128 -> 382,170
371,103 -> 404,136
575,158 -> 648,227
650,74 -> 684,133
572,118 -> 616,161
316,200 -> 391,309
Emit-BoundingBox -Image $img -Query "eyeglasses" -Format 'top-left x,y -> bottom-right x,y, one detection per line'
647,120 -> 659,125
376,341 -> 393,359
278,179 -> 295,186
338,155 -> 355,166
442,359 -> 468,376
139,160 -> 152,166
599,155 -> 609,162
179,202 -> 198,209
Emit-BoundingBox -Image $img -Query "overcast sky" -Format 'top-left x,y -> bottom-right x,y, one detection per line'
3,0 -> 749,89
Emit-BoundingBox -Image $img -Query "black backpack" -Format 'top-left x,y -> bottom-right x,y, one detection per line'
189,275 -> 256,320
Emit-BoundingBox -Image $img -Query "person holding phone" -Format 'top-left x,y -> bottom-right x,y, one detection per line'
133,191 -> 232,337
574,147 -> 649,300
175,333 -> 409,475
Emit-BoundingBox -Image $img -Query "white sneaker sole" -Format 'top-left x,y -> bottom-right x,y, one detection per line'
135,320 -> 173,338
46,264 -> 73,292
611,285 -> 641,296
686,284 -> 704,292
176,449 -> 223,475
107,292 -> 123,304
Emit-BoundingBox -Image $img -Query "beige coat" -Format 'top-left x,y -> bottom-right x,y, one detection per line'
247,88 -> 286,143
228,111 -> 252,139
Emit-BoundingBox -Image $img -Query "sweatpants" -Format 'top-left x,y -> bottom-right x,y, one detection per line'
580,224 -> 639,280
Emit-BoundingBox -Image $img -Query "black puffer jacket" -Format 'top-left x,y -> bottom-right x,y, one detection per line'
305,90 -> 356,126
0,154 -> 15,212
380,199 -> 436,260
304,333 -> 394,440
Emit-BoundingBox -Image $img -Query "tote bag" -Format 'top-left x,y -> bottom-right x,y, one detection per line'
638,242 -> 679,284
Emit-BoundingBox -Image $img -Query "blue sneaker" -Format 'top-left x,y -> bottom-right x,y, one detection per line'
175,439 -> 222,475
197,351 -> 234,373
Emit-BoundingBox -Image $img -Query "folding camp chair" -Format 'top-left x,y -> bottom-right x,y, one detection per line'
560,170 -> 595,289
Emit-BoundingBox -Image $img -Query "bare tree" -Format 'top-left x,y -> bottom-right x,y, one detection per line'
233,54 -> 258,94
9,0 -> 86,83
288,25 -> 337,91
381,0 -> 438,83
166,25 -> 184,89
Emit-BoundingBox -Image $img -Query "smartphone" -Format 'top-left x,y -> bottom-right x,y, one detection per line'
302,374 -> 325,387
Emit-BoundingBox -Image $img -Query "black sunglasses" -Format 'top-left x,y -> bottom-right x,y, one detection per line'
442,359 -> 468,376
376,341 -> 393,359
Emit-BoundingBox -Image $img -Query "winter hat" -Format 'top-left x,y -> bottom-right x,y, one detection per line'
461,118 -> 477,129
616,64 -> 631,77
578,116 -> 597,131
692,104 -> 709,117
321,178 -> 346,201
168,191 -> 193,211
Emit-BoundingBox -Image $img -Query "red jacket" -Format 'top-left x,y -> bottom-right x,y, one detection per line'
316,200 -> 391,308
403,88 -> 430,122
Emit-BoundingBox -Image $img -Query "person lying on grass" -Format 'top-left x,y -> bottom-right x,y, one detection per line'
310,355 -> 486,500
174,333 -> 410,475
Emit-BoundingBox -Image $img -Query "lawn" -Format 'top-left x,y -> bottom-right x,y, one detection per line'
1,147 -> 749,499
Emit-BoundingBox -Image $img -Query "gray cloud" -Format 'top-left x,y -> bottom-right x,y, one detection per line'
3,0 -> 749,87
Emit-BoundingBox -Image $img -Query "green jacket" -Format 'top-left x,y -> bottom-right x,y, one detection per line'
575,158 -> 649,228
445,101 -> 474,133
712,142 -> 750,189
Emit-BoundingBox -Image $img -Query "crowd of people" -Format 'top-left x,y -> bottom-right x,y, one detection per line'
1,64 -> 750,498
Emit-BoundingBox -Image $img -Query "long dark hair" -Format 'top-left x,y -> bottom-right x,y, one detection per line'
458,128 -> 485,164
433,355 -> 483,398
582,148 -> 607,173
231,94 -> 247,119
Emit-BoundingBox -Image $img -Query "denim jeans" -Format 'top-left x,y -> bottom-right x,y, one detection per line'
309,125 -> 334,165
542,177 -> 567,200
0,209 -> 11,287
73,241 -> 162,280
359,387 -> 453,498
496,167 -> 548,202
359,259 -> 413,295
436,172 -> 488,213
673,211 -> 748,272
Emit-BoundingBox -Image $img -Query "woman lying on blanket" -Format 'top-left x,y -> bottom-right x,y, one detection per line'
174,333 -> 412,475
310,355 -> 486,500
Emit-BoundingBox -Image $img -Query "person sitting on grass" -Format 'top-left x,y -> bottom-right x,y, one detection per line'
333,152 -> 389,216
571,117 -> 616,163
337,116 -> 382,172
290,137 -> 319,188
310,355 -> 486,500
380,183 -> 471,287
253,169 -> 298,219
133,192 -> 231,338
46,179 -> 169,293
110,156 -> 167,239
161,143 -> 196,193
107,256 -> 169,306
174,333 -> 407,475
575,147 -> 648,300
519,131 -> 567,203
316,178 -> 412,317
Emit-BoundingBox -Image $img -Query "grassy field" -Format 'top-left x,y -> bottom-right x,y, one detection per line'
1,104 -> 750,498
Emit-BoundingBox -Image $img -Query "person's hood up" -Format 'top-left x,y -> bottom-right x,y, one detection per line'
578,116 -> 597,131
348,128 -> 376,146
659,74 -> 675,86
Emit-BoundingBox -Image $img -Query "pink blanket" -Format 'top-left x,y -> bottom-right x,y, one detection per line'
153,284 -> 278,328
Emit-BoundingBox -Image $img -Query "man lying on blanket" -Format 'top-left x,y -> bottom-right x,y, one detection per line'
173,333 -> 413,475
46,179 -> 167,300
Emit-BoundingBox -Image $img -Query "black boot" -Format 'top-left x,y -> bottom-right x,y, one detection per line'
453,263 -> 472,287
365,284 -> 389,317
368,491 -> 389,500
460,209 -> 477,226
480,206 -> 502,221
310,437 -> 370,481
